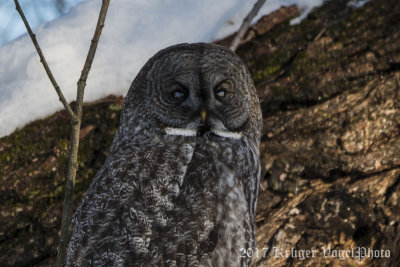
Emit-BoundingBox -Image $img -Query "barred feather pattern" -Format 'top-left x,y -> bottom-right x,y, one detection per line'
67,43 -> 262,266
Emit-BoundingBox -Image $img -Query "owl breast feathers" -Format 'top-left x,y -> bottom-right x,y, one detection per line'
67,43 -> 262,266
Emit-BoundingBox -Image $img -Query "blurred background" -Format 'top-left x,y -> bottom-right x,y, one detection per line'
0,0 -> 82,45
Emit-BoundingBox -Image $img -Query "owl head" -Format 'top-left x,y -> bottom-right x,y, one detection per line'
112,43 -> 261,150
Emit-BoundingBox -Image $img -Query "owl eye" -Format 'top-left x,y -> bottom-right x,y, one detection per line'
214,81 -> 231,99
169,83 -> 188,103
172,90 -> 186,99
215,89 -> 225,98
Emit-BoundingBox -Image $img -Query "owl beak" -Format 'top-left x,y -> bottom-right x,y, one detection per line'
200,109 -> 207,124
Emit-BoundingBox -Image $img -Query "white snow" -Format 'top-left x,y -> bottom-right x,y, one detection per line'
0,0 -> 328,137
0,0 -> 83,46
348,0 -> 371,8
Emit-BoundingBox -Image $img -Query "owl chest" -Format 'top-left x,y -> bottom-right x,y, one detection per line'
178,140 -> 252,203
183,141 -> 257,265
119,140 -> 258,265
138,139 -> 254,208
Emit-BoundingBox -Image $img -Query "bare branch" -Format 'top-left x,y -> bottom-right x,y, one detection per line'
56,0 -> 111,266
76,0 -> 110,120
229,0 -> 267,52
14,0 -> 77,121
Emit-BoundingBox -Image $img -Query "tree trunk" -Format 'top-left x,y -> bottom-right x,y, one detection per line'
0,0 -> 399,266
228,0 -> 400,265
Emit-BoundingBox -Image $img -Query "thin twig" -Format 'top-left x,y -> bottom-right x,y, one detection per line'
313,27 -> 326,42
229,0 -> 267,52
76,0 -> 110,120
14,0 -> 110,265
56,0 -> 110,266
14,0 -> 77,121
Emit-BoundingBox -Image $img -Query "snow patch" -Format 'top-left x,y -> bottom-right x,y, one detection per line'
348,0 -> 371,8
0,0 -> 329,137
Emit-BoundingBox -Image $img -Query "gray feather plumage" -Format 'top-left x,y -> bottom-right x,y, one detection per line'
67,43 -> 262,266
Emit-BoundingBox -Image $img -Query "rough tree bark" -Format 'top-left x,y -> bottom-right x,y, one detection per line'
0,0 -> 399,266
229,0 -> 400,266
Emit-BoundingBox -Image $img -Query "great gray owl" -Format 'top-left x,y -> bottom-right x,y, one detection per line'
67,43 -> 262,266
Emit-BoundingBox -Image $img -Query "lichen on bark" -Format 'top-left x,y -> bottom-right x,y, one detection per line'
1,0 -> 399,265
